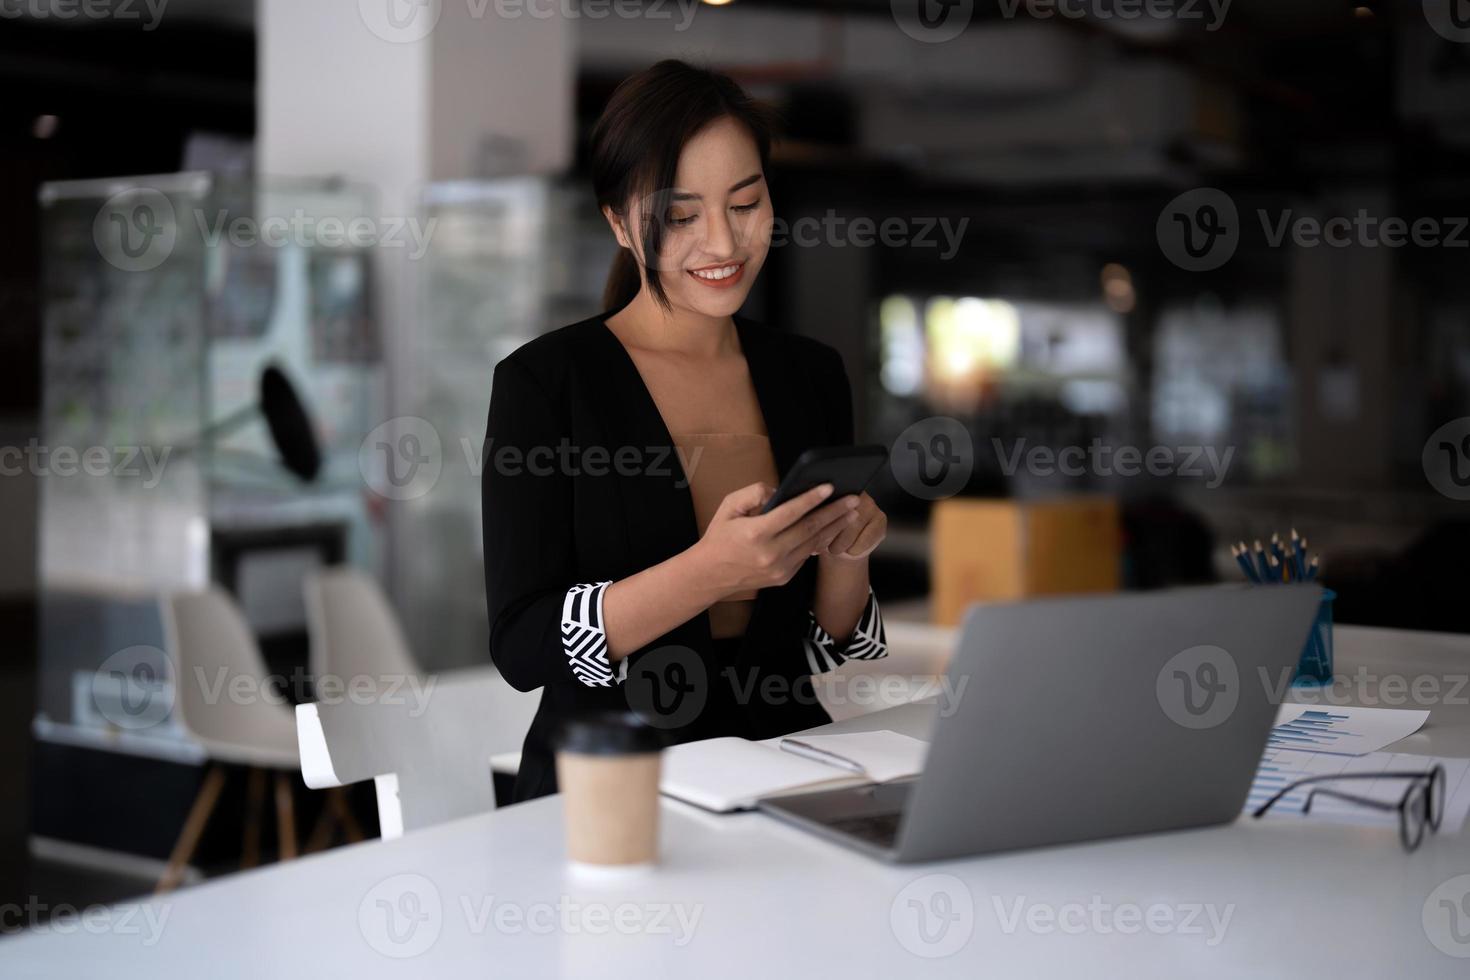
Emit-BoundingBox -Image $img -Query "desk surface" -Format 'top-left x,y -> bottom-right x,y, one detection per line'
7,625 -> 1470,978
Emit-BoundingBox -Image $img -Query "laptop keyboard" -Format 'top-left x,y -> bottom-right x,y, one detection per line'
828,811 -> 903,847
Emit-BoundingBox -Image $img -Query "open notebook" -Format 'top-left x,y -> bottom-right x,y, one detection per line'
660,729 -> 928,813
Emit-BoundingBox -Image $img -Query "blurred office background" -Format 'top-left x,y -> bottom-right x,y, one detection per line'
4,0 -> 1470,931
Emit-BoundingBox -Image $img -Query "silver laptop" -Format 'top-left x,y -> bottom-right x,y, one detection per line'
757,584 -> 1322,863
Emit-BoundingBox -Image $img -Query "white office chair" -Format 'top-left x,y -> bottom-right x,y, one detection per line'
303,566 -> 418,685
157,586 -> 303,892
296,676 -> 506,838
297,567 -> 538,837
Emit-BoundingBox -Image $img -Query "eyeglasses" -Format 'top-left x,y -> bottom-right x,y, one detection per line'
1251,766 -> 1447,851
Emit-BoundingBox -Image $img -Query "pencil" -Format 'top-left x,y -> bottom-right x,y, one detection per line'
1233,544 -> 1261,584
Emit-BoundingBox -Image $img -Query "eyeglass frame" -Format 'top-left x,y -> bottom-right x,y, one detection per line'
1251,766 -> 1446,851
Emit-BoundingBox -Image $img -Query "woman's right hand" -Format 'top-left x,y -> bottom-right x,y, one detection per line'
691,481 -> 862,595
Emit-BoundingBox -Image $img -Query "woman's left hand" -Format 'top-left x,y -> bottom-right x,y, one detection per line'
818,492 -> 886,560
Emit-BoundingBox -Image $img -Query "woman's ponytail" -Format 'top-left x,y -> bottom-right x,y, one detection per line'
602,246 -> 642,313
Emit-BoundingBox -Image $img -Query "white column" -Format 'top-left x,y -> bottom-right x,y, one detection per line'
257,0 -> 575,617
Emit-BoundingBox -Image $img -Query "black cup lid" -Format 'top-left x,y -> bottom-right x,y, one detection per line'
555,711 -> 664,756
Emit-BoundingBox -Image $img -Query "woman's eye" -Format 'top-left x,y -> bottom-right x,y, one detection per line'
667,211 -> 698,227
731,200 -> 762,213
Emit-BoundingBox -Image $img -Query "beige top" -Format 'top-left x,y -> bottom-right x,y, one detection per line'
624,347 -> 779,639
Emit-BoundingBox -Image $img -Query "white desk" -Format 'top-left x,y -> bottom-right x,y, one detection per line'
6,625 -> 1470,978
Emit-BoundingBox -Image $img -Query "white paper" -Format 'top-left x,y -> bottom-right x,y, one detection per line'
1247,747 -> 1470,833
1267,704 -> 1429,756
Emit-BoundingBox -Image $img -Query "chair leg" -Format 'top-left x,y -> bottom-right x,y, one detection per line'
274,772 -> 298,860
157,764 -> 227,894
304,796 -> 338,854
240,767 -> 266,869
330,786 -> 366,843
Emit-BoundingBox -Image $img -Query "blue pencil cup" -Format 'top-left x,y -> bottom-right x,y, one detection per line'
1294,588 -> 1335,685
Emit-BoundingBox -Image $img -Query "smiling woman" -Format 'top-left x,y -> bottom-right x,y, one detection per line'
481,60 -> 889,802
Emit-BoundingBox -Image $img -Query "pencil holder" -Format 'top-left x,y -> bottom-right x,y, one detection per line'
1294,588 -> 1335,684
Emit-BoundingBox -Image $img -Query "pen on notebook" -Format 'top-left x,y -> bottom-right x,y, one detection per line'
778,738 -> 867,775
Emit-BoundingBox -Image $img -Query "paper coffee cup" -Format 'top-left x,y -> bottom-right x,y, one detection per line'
555,712 -> 664,873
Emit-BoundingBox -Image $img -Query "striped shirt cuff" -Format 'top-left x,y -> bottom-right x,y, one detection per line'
561,581 -> 627,687
803,586 -> 887,675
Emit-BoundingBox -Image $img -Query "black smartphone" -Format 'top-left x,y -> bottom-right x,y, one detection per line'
760,445 -> 889,515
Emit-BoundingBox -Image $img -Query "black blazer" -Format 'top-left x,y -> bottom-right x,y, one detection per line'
481,310 -> 863,801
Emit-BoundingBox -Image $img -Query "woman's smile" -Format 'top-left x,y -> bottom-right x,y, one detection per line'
687,259 -> 745,289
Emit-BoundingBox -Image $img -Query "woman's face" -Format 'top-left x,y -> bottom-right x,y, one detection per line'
620,115 -> 774,319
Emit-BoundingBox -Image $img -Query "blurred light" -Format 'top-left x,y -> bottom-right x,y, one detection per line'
33,115 -> 59,139
1060,379 -> 1127,415
926,296 -> 1020,385
1354,6 -> 1374,18
702,0 -> 736,5
879,295 -> 924,397
1101,262 -> 1135,314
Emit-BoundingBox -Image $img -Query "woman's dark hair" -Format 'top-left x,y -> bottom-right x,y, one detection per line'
591,59 -> 779,313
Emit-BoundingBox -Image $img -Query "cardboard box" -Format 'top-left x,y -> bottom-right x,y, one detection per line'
930,496 -> 1121,625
